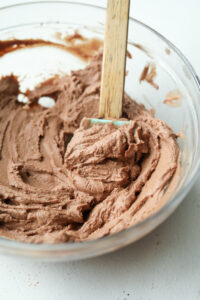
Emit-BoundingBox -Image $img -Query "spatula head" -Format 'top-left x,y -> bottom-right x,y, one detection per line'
90,118 -> 130,127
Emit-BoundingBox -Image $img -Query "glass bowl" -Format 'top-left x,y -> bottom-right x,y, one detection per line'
0,1 -> 199,261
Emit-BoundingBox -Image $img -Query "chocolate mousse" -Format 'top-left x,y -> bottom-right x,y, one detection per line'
0,52 -> 179,243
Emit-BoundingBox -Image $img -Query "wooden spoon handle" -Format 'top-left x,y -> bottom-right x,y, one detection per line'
99,0 -> 130,119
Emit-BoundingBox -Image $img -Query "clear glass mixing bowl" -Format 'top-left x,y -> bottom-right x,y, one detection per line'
0,1 -> 199,261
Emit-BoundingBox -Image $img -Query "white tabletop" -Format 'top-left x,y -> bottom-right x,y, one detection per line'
0,1 -> 200,299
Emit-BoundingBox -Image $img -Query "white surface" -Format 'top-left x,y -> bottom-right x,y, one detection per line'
0,1 -> 200,299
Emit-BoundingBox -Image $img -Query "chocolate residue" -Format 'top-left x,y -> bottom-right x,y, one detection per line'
139,63 -> 159,90
54,30 -> 103,61
130,42 -> 153,59
127,50 -> 132,59
149,108 -> 156,117
165,48 -> 171,55
0,37 -> 103,62
176,130 -> 185,139
163,90 -> 182,107
66,38 -> 103,62
56,30 -> 132,60
61,30 -> 87,44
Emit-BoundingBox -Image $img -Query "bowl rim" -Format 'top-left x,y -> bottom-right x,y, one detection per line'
0,0 -> 200,258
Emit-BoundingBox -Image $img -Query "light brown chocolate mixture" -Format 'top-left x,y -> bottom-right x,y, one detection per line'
0,53 -> 179,243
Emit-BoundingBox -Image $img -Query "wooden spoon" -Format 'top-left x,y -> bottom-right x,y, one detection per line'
99,0 -> 130,119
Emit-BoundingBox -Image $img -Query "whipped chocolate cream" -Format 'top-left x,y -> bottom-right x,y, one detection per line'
0,52 -> 179,243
